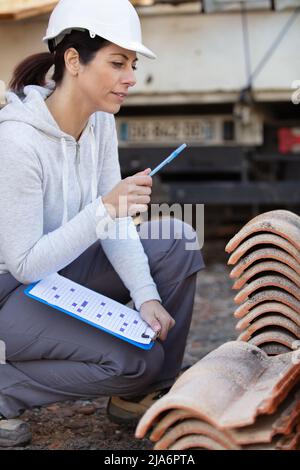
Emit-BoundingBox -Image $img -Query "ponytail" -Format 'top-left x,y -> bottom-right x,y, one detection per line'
9,30 -> 109,94
9,52 -> 54,93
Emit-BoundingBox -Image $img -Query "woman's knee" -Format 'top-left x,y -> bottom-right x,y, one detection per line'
140,217 -> 191,245
115,342 -> 165,394
171,218 -> 200,250
139,218 -> 204,279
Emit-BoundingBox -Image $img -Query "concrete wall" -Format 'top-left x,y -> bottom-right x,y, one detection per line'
0,15 -> 49,88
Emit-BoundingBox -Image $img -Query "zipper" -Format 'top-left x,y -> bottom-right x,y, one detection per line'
75,142 -> 84,211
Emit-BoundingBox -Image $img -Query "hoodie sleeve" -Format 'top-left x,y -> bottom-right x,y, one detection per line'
97,115 -> 162,310
0,138 -> 108,284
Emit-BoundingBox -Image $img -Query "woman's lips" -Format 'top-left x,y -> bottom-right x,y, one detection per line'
112,92 -> 127,102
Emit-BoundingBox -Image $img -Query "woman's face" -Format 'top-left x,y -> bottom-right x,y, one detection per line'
76,42 -> 138,114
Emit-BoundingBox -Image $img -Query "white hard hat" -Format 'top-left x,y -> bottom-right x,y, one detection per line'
43,0 -> 156,59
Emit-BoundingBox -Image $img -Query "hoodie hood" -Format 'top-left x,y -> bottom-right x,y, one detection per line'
0,81 -> 98,226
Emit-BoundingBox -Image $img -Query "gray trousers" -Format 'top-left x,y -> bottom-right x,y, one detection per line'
0,218 -> 204,419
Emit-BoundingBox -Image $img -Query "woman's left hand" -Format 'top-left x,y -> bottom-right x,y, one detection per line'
139,300 -> 175,341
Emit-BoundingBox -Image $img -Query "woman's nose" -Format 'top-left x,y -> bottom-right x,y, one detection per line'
123,69 -> 136,87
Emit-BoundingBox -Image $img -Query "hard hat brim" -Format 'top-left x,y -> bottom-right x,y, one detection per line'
42,32 -> 157,60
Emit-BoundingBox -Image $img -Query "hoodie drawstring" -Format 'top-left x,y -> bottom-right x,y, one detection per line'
60,124 -> 98,226
61,137 -> 69,226
90,124 -> 98,204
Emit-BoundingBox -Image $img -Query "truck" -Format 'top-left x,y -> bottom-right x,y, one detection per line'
118,0 -> 300,231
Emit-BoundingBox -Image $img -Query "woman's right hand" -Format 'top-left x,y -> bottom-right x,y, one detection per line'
102,168 -> 152,218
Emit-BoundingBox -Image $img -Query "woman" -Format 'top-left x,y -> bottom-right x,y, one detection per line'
0,0 -> 204,447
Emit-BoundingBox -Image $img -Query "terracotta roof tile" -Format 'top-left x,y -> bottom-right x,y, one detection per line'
233,290 -> 300,318
168,434 -> 227,450
150,409 -> 196,442
234,275 -> 300,304
228,234 -> 300,266
247,328 -> 298,350
151,388 -> 300,450
261,343 -> 291,355
225,210 -> 300,253
135,341 -> 300,439
236,303 -> 300,331
230,247 -> 300,279
150,410 -> 238,446
247,210 -> 300,232
153,419 -> 240,450
230,389 -> 300,444
141,397 -> 300,450
232,261 -> 300,290
274,426 -> 300,450
237,315 -> 300,342
243,431 -> 298,450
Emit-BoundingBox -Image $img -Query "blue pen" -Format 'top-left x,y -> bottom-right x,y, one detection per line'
149,143 -> 187,176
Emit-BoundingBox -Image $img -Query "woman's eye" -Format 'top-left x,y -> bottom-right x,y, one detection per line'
112,62 -> 137,71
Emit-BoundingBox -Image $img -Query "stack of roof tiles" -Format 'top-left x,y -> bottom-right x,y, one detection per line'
225,210 -> 300,356
135,210 -> 300,450
135,341 -> 300,450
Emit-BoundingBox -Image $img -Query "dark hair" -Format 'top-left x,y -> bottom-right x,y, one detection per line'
9,30 -> 110,93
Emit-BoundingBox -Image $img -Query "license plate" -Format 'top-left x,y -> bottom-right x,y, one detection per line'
116,116 -> 226,146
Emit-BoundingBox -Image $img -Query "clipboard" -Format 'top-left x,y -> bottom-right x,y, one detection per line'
24,273 -> 156,350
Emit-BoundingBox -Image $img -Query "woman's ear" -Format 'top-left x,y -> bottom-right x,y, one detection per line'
64,48 -> 81,77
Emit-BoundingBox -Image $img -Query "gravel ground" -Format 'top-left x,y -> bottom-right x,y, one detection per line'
3,239 -> 238,451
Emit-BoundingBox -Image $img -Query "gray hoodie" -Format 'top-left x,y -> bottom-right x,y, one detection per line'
0,81 -> 161,310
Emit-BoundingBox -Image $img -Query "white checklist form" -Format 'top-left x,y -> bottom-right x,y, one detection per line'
25,272 -> 156,350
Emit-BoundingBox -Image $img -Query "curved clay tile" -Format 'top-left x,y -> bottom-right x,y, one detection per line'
243,436 -> 285,450
169,433 -> 298,450
153,419 -> 240,450
236,302 -> 300,330
228,234 -> 300,266
234,290 -> 300,318
151,390 -> 300,447
154,397 -> 300,449
230,389 -> 300,445
150,410 -> 236,445
234,275 -> 300,304
274,426 -> 300,450
237,315 -> 300,341
245,210 -> 300,232
261,343 -> 292,355
273,392 -> 300,436
248,328 -> 297,350
225,211 -> 300,253
150,409 -> 195,441
292,339 -> 300,350
230,247 -> 300,279
168,434 -> 227,450
232,261 -> 300,290
135,341 -> 300,438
